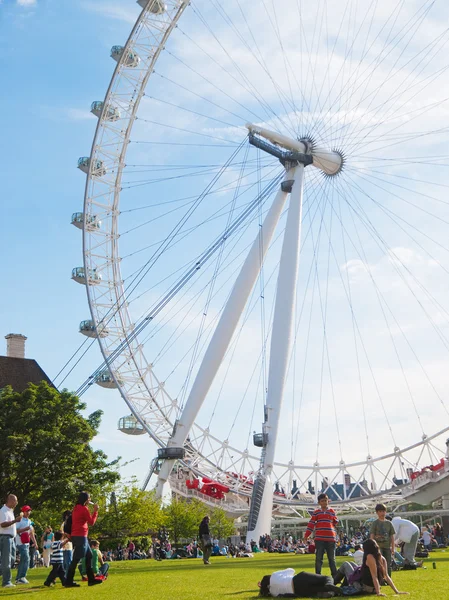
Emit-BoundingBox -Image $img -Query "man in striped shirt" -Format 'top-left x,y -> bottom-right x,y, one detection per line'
43,532 -> 68,587
304,494 -> 338,578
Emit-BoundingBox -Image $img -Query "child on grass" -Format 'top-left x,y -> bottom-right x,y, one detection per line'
304,493 -> 339,578
79,540 -> 109,580
44,531 -> 68,587
369,504 -> 395,576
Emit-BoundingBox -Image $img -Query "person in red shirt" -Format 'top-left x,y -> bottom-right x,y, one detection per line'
64,492 -> 102,588
304,493 -> 338,578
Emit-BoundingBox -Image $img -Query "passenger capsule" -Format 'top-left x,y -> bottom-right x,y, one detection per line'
118,414 -> 146,435
71,267 -> 102,286
71,212 -> 101,231
137,0 -> 166,14
90,101 -> 121,122
79,319 -> 109,338
110,45 -> 140,68
77,157 -> 107,177
96,370 -> 119,388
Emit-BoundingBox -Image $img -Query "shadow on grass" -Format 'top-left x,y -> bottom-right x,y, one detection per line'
0,586 -> 46,596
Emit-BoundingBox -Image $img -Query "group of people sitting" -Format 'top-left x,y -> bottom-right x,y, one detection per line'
259,538 -> 409,598
257,494 -> 433,597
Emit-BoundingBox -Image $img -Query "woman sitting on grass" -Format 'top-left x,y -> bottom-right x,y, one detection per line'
333,539 -> 409,596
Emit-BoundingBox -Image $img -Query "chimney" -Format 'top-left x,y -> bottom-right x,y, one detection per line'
5,333 -> 27,359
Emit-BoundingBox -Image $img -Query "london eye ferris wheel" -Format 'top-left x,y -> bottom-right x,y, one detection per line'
72,0 -> 449,540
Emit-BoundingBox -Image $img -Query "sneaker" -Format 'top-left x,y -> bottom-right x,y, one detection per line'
2,583 -> 16,588
44,582 -> 54,587
16,578 -> 30,584
64,582 -> 81,588
88,579 -> 103,586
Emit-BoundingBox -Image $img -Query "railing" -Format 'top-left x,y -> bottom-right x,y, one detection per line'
169,478 -> 249,513
402,459 -> 449,495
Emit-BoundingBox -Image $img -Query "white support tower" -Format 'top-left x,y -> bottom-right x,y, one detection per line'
156,126 -> 343,539
155,167 -> 297,496
246,164 -> 305,543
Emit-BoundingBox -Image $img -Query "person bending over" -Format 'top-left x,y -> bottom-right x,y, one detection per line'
334,539 -> 409,597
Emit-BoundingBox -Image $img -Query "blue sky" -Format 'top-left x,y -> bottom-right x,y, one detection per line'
0,0 -> 154,483
2,0 -> 449,493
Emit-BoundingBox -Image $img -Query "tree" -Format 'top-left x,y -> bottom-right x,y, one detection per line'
209,507 -> 236,540
0,382 -> 119,511
95,486 -> 164,539
163,497 -> 205,545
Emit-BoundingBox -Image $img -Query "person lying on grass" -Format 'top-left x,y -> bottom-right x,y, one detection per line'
333,539 -> 409,597
258,569 -> 342,598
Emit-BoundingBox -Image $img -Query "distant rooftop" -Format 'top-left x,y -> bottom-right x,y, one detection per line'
0,333 -> 55,393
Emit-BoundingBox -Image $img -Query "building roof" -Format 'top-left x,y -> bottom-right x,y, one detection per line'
0,355 -> 55,393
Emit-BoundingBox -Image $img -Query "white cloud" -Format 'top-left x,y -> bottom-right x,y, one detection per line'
17,0 -> 37,5
80,1 -> 137,25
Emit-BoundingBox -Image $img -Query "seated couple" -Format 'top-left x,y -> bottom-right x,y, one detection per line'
258,540 -> 408,597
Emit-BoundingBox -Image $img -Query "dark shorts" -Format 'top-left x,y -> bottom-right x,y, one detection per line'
292,572 -> 333,596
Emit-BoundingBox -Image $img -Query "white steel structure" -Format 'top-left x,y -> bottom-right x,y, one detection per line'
73,0 -> 449,540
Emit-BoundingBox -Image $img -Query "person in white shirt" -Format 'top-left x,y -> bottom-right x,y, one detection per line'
352,544 -> 364,566
15,505 -> 37,585
390,516 -> 420,565
0,495 -> 23,588
258,568 -> 341,597
421,527 -> 434,551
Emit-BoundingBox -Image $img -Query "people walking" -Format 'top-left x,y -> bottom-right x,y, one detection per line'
64,492 -> 102,587
0,495 -> 22,588
15,505 -> 37,584
304,493 -> 338,578
199,515 -> 212,565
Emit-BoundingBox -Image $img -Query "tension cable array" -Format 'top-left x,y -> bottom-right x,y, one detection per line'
75,172 -> 284,397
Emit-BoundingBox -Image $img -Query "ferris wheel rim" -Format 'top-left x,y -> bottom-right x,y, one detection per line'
82,0 -> 188,448
79,0 -> 449,501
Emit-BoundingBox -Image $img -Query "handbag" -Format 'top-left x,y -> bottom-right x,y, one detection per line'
348,565 -> 363,585
20,532 -> 31,544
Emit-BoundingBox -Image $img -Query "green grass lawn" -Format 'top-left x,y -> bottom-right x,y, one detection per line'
0,551 -> 447,599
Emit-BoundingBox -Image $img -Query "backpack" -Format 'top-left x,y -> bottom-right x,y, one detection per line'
402,563 -> 417,570
63,513 -> 73,536
348,565 -> 363,585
